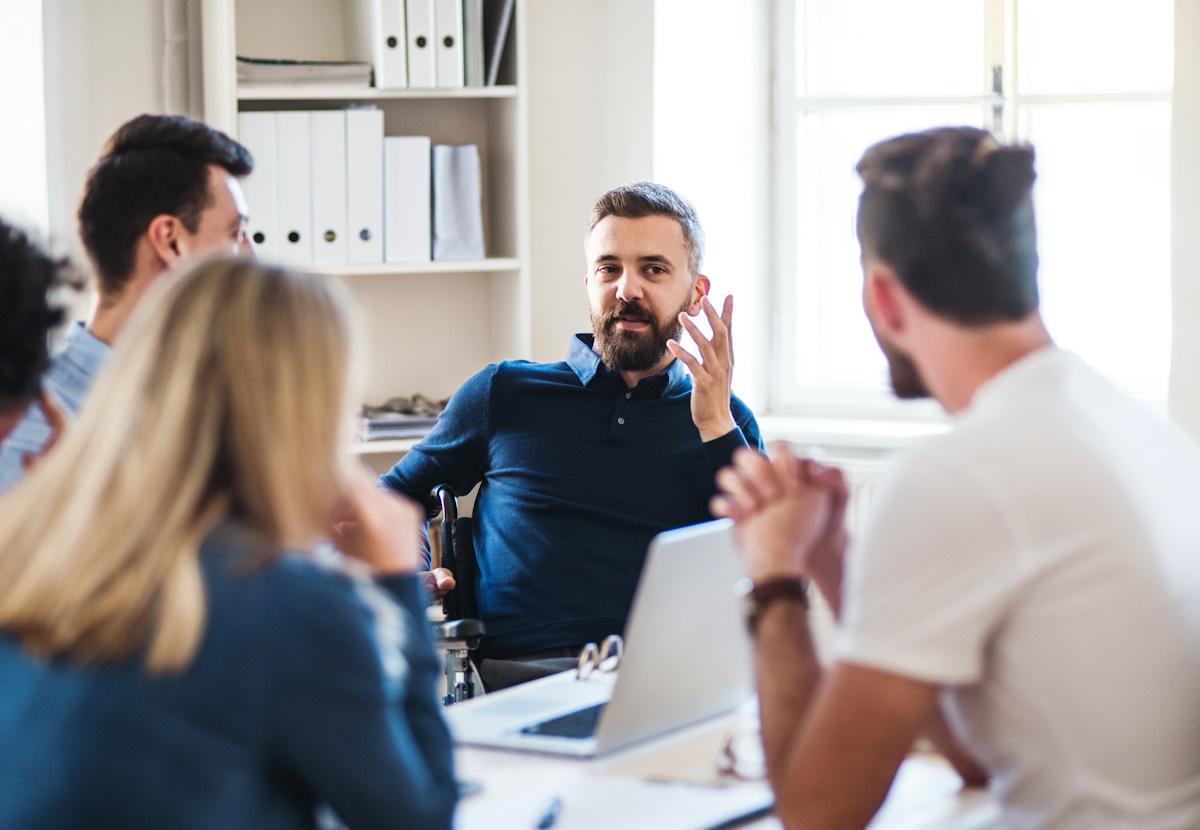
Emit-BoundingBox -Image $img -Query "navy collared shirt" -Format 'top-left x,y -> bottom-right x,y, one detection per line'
381,333 -> 763,658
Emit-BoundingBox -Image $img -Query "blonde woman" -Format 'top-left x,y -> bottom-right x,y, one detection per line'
0,258 -> 456,829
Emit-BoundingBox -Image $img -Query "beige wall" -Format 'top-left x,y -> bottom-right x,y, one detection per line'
524,0 -> 655,364
1170,0 -> 1200,441
43,0 -> 168,265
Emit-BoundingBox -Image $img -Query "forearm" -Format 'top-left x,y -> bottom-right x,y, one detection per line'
752,600 -> 823,798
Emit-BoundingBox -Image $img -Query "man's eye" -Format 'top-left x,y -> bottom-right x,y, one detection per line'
646,266 -> 665,276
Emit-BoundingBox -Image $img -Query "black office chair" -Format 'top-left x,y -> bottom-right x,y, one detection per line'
428,485 -> 484,705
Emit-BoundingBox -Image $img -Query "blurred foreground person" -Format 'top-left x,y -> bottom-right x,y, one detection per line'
716,126 -> 1200,830
0,217 -> 78,447
0,258 -> 456,830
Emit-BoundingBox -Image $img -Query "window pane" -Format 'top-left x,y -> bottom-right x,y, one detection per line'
793,107 -> 988,391
1020,104 -> 1171,401
801,0 -> 987,97
1017,0 -> 1173,95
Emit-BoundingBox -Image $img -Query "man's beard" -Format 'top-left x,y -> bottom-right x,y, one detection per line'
873,327 -> 931,400
591,298 -> 689,373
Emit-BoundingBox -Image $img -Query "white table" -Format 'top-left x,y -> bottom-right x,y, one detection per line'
452,705 -> 1000,830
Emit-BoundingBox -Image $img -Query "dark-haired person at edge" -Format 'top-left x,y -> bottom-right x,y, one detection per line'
382,182 -> 763,691
0,217 -> 79,447
0,258 -> 455,830
714,126 -> 1200,829
0,113 -> 253,491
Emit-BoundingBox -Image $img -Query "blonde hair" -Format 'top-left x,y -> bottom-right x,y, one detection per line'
0,257 -> 358,673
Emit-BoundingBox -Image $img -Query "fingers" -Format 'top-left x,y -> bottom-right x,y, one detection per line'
714,446 -> 786,517
665,339 -> 703,374
38,388 -> 68,453
678,298 -> 732,370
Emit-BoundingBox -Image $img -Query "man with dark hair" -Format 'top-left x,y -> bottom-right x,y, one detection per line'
0,114 -> 253,491
0,218 -> 79,446
715,126 -> 1200,828
383,182 -> 763,690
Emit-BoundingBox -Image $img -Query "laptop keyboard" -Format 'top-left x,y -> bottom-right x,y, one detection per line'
519,703 -> 607,738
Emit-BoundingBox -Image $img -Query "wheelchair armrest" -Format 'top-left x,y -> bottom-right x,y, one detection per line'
435,618 -> 485,647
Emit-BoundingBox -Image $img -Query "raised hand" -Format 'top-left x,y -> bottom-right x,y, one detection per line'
667,294 -> 737,442
331,464 -> 426,577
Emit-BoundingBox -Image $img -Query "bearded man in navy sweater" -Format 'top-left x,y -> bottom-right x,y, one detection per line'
381,182 -> 763,690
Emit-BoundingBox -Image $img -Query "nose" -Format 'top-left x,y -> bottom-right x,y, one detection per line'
614,270 -> 644,303
238,230 -> 256,257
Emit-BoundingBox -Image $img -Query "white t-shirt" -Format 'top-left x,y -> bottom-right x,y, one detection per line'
837,348 -> 1200,830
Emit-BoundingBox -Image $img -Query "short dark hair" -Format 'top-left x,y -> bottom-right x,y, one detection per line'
77,114 -> 253,296
588,182 -> 705,276
856,126 -> 1039,325
0,217 -> 81,408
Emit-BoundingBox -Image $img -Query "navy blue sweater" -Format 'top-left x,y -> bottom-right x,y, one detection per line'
381,334 -> 763,659
0,521 -> 456,830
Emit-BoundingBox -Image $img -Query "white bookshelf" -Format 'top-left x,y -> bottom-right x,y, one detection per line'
349,437 -> 421,456
238,84 -> 518,101
200,0 -> 531,439
314,257 -> 520,277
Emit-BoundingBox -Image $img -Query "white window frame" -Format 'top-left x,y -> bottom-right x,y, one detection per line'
769,0 -> 1172,422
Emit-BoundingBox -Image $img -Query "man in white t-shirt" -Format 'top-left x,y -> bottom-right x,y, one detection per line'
714,126 -> 1200,829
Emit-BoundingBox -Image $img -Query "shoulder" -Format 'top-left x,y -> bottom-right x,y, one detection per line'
201,529 -> 373,660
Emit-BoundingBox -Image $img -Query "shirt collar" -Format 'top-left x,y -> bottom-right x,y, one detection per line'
565,333 -> 689,395
60,321 -> 112,377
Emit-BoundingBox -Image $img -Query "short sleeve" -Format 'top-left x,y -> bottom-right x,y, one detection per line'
835,447 -> 1032,685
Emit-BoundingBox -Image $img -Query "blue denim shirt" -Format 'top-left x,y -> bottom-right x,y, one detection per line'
0,322 -> 110,492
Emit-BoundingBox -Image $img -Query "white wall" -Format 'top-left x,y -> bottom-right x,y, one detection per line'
0,0 -> 50,235
653,0 -> 771,413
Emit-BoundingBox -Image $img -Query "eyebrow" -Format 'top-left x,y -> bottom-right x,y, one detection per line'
594,253 -> 675,267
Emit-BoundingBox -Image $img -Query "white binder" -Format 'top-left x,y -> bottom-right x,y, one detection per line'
274,111 -> 313,267
310,110 -> 348,267
406,0 -> 437,88
463,0 -> 485,87
384,136 -> 432,262
432,144 -> 485,260
434,0 -> 464,88
236,112 -> 278,262
346,108 -> 384,265
347,0 -> 408,89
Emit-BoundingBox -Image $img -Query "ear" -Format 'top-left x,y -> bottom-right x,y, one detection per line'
144,214 -> 186,267
686,274 -> 711,315
862,266 -> 906,337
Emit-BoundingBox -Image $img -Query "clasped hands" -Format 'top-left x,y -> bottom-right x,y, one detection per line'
712,444 -> 849,610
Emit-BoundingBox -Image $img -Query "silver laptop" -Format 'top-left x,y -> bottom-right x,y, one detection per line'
444,519 -> 754,757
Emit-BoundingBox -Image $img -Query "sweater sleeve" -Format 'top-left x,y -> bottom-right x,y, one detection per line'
699,396 -> 764,471
264,570 -> 456,830
379,366 -> 495,567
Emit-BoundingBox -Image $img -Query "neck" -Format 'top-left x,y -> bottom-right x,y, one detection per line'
617,353 -> 676,389
916,313 -> 1054,414
86,261 -> 162,345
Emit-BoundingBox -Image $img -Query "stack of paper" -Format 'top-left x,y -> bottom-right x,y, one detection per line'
358,395 -> 447,442
236,56 -> 372,86
359,413 -> 440,442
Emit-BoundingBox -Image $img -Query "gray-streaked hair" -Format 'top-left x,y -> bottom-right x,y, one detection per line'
587,182 -> 705,276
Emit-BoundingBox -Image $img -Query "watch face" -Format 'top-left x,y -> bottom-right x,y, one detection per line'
733,577 -> 758,624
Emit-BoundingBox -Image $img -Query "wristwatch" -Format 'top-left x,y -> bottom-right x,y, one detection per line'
734,576 -> 809,634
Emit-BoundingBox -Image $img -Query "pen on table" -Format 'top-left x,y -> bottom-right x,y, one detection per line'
535,795 -> 562,829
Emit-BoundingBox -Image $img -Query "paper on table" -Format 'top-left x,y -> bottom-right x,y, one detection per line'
601,727 -> 740,787
454,775 -> 772,830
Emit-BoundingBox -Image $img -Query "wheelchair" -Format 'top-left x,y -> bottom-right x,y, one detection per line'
427,485 -> 485,705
